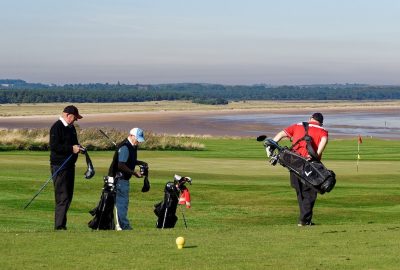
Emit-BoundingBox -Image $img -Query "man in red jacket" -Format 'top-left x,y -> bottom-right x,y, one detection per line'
271,113 -> 328,226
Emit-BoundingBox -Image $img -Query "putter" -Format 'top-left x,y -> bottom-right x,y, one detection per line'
24,154 -> 73,209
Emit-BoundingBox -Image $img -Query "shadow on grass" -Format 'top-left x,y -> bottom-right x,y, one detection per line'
183,245 -> 198,249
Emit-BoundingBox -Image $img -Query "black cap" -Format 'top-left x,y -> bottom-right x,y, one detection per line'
63,105 -> 82,119
311,112 -> 323,124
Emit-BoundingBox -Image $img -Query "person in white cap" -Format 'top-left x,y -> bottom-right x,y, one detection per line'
107,127 -> 147,230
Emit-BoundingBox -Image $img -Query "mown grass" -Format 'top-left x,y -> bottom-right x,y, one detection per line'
1,138 -> 400,269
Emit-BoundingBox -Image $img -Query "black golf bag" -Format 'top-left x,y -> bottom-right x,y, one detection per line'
275,147 -> 336,194
88,176 -> 116,230
258,132 -> 336,194
154,175 -> 192,229
154,182 -> 179,228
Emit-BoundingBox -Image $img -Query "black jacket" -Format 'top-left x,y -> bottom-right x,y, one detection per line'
49,119 -> 79,166
108,139 -> 138,180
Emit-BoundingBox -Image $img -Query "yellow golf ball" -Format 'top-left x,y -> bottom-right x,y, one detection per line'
176,236 -> 185,249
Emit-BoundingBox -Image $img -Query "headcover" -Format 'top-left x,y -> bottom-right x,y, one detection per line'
140,164 -> 150,193
83,151 -> 95,179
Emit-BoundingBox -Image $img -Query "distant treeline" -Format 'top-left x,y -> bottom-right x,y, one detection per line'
1,79 -> 400,104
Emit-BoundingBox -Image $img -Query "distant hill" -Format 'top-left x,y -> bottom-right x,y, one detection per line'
0,79 -> 53,89
1,79 -> 400,104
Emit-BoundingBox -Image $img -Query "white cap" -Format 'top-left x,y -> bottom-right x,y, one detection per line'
129,127 -> 145,142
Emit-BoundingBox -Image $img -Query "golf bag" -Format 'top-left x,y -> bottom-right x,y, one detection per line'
258,134 -> 336,194
88,176 -> 116,230
154,175 -> 192,229
275,147 -> 336,194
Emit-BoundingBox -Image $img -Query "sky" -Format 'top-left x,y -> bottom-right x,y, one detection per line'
1,0 -> 399,85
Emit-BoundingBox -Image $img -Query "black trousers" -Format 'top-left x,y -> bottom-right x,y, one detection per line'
52,166 -> 75,230
290,172 -> 317,224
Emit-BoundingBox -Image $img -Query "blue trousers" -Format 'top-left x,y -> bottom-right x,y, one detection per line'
116,179 -> 132,230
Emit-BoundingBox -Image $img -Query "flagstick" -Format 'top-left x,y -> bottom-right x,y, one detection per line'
357,141 -> 359,172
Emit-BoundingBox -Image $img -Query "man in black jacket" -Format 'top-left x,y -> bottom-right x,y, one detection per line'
49,105 -> 83,230
108,127 -> 147,230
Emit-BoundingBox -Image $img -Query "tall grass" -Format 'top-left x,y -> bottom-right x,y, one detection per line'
0,128 -> 205,151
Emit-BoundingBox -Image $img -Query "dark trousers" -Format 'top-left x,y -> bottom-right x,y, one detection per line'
290,172 -> 317,224
52,166 -> 75,230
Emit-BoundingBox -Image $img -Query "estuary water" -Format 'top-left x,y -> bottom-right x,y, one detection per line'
206,112 -> 400,139
0,110 -> 398,139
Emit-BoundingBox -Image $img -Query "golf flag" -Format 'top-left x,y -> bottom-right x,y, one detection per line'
357,135 -> 362,172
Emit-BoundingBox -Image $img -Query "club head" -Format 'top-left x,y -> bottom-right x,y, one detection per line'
184,177 -> 192,185
256,135 -> 267,141
84,166 -> 95,179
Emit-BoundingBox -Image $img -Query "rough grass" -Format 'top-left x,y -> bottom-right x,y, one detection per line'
0,128 -> 205,151
1,138 -> 400,269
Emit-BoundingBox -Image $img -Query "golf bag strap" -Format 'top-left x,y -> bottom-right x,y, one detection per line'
290,122 -> 319,160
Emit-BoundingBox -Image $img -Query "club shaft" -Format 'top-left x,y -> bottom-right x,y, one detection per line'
99,129 -> 117,146
24,154 -> 73,209
179,204 -> 188,229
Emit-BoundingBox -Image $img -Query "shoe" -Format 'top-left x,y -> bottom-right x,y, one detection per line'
297,222 -> 315,227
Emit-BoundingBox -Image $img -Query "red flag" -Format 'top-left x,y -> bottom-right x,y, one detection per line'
358,135 -> 363,144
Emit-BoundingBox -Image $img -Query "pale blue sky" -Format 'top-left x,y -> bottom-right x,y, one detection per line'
1,0 -> 399,85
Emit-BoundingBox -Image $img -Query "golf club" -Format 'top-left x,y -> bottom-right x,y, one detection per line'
99,129 -> 117,146
24,154 -> 73,209
178,204 -> 188,229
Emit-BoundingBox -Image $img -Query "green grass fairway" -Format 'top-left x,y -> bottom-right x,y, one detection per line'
1,138 -> 400,269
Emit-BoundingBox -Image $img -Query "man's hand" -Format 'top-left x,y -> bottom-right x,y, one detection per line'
133,171 -> 143,178
72,145 -> 81,154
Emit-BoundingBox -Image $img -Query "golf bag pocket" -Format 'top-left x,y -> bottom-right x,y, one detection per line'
301,161 -> 336,194
278,149 -> 336,194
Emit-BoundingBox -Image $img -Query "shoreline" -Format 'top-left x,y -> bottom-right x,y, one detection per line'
1,100 -> 400,117
0,101 -> 399,139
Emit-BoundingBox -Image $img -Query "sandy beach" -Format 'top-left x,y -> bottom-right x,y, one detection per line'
0,101 -> 399,138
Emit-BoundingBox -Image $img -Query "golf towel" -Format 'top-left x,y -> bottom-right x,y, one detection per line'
179,188 -> 191,208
